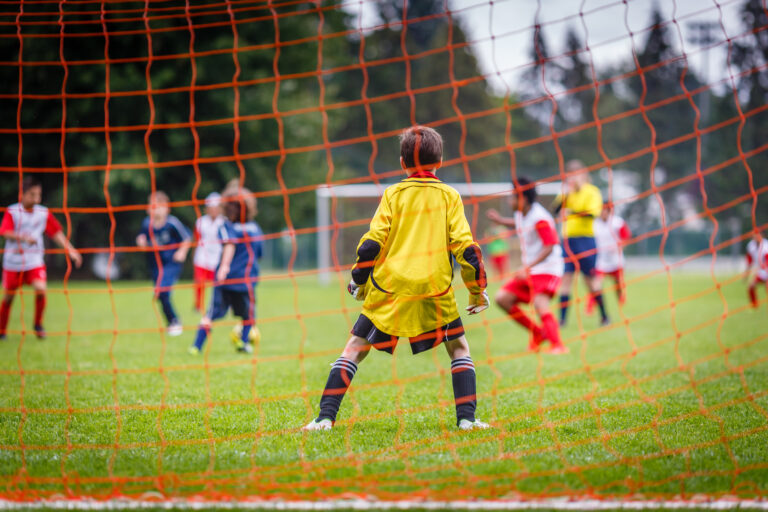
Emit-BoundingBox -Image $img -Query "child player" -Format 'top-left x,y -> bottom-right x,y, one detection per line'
587,201 -> 631,313
136,191 -> 191,337
303,126 -> 490,431
189,187 -> 262,355
0,176 -> 82,340
192,192 -> 224,312
745,229 -> 768,309
487,177 -> 567,354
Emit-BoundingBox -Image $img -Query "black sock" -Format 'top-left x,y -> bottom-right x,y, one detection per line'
158,291 -> 177,324
559,295 -> 570,324
594,293 -> 608,321
317,357 -> 358,422
451,357 -> 476,425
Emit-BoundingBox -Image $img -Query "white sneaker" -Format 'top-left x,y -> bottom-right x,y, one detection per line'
458,418 -> 490,430
302,418 -> 332,431
167,322 -> 183,337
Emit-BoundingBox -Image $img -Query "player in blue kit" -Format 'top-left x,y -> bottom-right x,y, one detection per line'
136,191 -> 191,336
189,187 -> 263,355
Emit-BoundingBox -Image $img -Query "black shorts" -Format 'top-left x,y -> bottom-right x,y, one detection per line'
207,287 -> 253,321
351,314 -> 465,355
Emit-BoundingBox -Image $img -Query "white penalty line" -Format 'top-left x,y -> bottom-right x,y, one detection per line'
0,500 -> 767,511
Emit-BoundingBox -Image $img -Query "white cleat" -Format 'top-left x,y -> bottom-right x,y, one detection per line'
302,418 -> 333,431
167,322 -> 183,337
458,418 -> 490,430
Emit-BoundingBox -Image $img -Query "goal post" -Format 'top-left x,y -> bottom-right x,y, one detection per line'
316,181 -> 563,283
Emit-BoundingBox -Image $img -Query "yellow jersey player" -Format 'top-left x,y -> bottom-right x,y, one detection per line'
303,126 -> 490,431
552,160 -> 607,326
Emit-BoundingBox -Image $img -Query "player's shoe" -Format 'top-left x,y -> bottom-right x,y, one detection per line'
548,343 -> 570,355
600,317 -> 611,327
302,418 -> 332,431
188,346 -> 200,355
458,418 -> 490,430
0,334 -> 6,341
527,328 -> 544,352
236,343 -> 253,354
34,325 -> 46,340
167,321 -> 183,337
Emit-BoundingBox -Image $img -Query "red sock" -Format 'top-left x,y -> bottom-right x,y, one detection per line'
0,299 -> 12,335
540,312 -> 563,347
34,293 -> 46,327
749,286 -> 758,308
195,281 -> 205,311
508,304 -> 542,337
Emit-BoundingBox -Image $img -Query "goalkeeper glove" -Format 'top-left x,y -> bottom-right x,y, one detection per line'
347,279 -> 366,301
466,291 -> 490,315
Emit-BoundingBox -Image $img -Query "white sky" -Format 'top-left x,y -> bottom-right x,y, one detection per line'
346,0 -> 746,94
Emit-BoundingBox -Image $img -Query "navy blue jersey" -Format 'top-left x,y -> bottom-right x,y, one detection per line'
218,220 -> 263,292
140,215 -> 191,267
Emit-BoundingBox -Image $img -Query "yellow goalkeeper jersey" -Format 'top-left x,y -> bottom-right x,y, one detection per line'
351,173 -> 486,337
555,183 -> 603,238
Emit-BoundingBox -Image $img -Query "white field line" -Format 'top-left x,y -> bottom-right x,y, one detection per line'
0,499 -> 767,510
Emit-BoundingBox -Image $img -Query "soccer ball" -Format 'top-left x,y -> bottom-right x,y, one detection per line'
230,323 -> 261,345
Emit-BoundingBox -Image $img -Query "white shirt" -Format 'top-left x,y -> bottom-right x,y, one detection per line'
595,215 -> 629,272
1,203 -> 61,272
747,239 -> 768,281
514,202 -> 563,277
193,214 -> 225,271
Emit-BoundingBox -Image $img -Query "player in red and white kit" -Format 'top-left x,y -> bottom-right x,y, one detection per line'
487,177 -> 567,354
0,177 -> 82,340
192,192 -> 224,312
745,229 -> 768,309
587,202 -> 631,313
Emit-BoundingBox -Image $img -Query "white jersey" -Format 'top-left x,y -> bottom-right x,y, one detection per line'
747,239 -> 768,281
193,214 -> 225,271
514,202 -> 563,277
595,215 -> 629,273
1,203 -> 62,272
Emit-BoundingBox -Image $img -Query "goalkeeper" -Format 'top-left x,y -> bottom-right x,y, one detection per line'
303,126 -> 490,432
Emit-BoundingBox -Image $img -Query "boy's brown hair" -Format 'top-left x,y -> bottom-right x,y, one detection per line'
148,190 -> 170,204
223,187 -> 257,223
400,126 -> 443,169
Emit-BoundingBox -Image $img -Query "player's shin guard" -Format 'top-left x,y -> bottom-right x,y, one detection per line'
193,324 -> 210,350
540,312 -> 563,348
317,357 -> 358,422
593,293 -> 608,321
0,298 -> 12,336
34,293 -> 46,328
157,291 -> 178,325
507,305 -> 543,338
451,357 -> 477,425
559,295 -> 570,324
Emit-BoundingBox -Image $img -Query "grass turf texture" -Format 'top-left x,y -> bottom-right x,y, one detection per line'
0,272 -> 766,500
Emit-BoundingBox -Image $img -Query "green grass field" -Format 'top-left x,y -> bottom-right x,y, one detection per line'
0,271 -> 766,501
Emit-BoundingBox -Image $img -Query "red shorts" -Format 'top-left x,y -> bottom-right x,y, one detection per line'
194,265 -> 216,282
502,274 -> 561,303
3,266 -> 47,291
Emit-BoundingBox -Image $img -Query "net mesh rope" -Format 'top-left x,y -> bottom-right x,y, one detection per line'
0,0 -> 767,502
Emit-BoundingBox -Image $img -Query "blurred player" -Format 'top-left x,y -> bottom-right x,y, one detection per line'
587,201 -> 631,313
745,229 -> 768,309
0,176 -> 82,340
136,191 -> 191,337
485,224 -> 510,278
552,160 -> 608,326
190,187 -> 263,355
303,126 -> 490,431
193,192 -> 224,312
487,177 -> 567,354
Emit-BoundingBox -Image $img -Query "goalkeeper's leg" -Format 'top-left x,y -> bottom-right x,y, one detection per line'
444,336 -> 488,429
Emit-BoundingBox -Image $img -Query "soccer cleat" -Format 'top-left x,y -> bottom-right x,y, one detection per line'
549,343 -> 570,355
458,418 -> 490,430
527,329 -> 544,352
187,346 -> 200,355
34,325 -> 46,340
302,418 -> 332,431
600,317 -> 611,327
237,343 -> 253,354
167,321 -> 183,337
